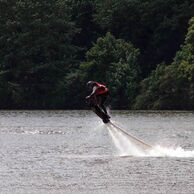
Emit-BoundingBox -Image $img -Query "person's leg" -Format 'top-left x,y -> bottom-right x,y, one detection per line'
88,95 -> 97,107
99,94 -> 109,115
92,106 -> 109,123
93,106 -> 103,118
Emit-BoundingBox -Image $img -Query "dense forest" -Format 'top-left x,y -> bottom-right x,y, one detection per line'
0,0 -> 194,109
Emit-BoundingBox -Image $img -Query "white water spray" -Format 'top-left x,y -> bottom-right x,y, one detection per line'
108,124 -> 145,156
107,122 -> 194,157
148,145 -> 194,157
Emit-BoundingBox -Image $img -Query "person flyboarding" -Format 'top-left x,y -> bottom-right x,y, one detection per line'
85,81 -> 153,150
86,81 -> 110,123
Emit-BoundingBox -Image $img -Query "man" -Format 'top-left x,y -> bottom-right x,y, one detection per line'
86,81 -> 110,122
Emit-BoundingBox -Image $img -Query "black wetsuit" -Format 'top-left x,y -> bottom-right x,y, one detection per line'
96,91 -> 109,115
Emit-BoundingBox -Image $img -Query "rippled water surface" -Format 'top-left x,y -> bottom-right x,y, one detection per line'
0,110 -> 194,193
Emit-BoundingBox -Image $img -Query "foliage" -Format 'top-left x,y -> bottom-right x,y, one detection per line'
80,32 -> 140,108
68,0 -> 102,59
0,0 -> 193,109
94,0 -> 194,76
134,17 -> 194,109
0,0 -> 79,108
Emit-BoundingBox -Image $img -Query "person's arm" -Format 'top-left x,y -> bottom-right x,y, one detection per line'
86,86 -> 98,99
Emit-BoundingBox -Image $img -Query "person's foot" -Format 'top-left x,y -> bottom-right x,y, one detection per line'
107,114 -> 111,119
103,118 -> 110,123
102,111 -> 110,119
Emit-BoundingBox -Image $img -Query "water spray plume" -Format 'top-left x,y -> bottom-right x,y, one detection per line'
110,121 -> 152,149
107,124 -> 145,156
106,122 -> 194,157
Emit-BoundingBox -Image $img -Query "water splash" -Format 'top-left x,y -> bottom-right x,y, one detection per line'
107,123 -> 194,157
148,145 -> 194,157
23,130 -> 66,135
108,124 -> 145,156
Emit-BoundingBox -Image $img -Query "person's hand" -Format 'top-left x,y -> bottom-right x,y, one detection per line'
85,96 -> 91,100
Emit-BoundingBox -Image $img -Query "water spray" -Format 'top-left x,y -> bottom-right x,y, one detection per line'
106,122 -> 194,157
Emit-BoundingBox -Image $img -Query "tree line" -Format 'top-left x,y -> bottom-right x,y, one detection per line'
0,0 -> 194,109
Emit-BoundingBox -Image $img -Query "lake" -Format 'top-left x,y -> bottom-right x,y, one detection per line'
0,110 -> 194,193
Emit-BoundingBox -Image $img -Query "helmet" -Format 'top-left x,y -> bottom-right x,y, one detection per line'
86,81 -> 97,88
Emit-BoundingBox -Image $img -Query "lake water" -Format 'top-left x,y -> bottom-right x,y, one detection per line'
0,110 -> 194,194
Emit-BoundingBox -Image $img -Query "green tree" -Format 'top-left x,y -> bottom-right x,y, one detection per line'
94,0 -> 194,76
134,17 -> 194,109
68,0 -> 102,60
80,32 -> 140,108
0,0 -> 79,108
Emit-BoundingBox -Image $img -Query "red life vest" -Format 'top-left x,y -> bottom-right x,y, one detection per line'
94,82 -> 108,95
